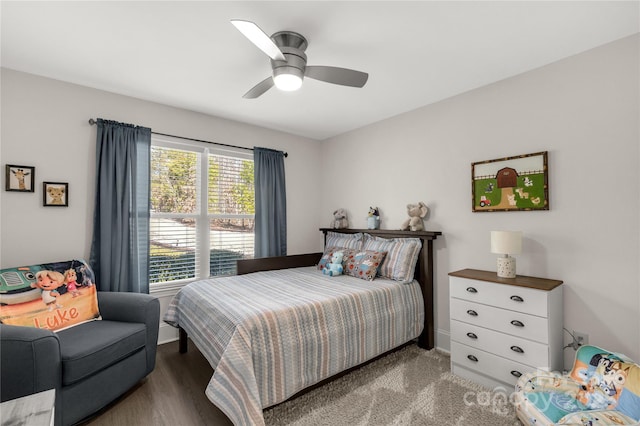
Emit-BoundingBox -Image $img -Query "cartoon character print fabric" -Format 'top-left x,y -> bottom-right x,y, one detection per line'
514,345 -> 640,425
0,259 -> 100,332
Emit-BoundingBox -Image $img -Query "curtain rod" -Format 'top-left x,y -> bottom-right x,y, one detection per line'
88,119 -> 288,157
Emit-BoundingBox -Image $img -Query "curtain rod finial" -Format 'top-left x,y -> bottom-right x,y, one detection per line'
88,118 -> 97,125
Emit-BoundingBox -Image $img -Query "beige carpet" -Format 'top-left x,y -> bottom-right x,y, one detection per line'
264,345 -> 521,426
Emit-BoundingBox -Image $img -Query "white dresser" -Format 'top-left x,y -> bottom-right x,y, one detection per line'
449,269 -> 563,390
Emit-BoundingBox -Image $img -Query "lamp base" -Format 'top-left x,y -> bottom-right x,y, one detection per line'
497,256 -> 516,278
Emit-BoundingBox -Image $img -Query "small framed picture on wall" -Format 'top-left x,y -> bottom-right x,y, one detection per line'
5,165 -> 35,192
43,182 -> 69,207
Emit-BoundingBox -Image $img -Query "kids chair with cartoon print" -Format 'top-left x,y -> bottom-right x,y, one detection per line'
514,345 -> 640,425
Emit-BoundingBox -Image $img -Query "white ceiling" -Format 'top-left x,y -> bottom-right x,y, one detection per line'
2,1 -> 638,140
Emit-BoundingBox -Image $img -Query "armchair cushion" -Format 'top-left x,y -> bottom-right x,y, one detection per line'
97,291 -> 160,373
57,320 -> 146,386
515,345 -> 640,425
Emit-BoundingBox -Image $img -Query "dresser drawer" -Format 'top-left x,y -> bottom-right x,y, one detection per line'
450,298 -> 549,344
450,319 -> 550,369
450,276 -> 548,317
451,341 -> 536,388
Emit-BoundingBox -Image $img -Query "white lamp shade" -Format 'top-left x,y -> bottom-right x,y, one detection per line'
491,231 -> 522,255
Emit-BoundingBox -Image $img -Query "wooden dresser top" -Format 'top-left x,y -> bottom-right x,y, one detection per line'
449,268 -> 563,291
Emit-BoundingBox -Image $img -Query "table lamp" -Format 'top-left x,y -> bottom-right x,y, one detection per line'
491,231 -> 522,278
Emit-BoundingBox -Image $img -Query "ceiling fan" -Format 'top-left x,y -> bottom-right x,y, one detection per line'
231,20 -> 369,99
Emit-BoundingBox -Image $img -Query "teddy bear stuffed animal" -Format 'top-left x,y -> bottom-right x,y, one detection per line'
400,202 -> 429,231
322,251 -> 344,276
331,208 -> 349,229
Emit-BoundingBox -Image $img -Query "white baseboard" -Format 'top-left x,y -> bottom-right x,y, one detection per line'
150,284 -> 184,346
436,328 -> 451,354
158,322 -> 179,345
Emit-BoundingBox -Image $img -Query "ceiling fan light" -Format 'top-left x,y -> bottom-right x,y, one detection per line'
274,73 -> 303,91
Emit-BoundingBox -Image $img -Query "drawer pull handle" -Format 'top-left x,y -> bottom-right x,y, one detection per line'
466,310 -> 478,317
467,355 -> 478,362
510,345 -> 524,354
466,287 -> 478,293
510,295 -> 524,302
466,332 -> 478,339
510,320 -> 525,327
511,370 -> 523,378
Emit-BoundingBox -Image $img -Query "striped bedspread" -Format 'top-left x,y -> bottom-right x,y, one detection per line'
163,266 -> 424,426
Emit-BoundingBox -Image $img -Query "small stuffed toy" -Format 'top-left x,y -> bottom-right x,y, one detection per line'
367,206 -> 380,230
322,251 -> 344,276
331,208 -> 349,229
400,202 -> 429,231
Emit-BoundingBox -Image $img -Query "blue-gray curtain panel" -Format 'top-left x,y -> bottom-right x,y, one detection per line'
254,147 -> 287,258
89,119 -> 151,293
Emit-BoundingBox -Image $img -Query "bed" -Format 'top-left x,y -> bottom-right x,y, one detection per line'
164,228 -> 441,426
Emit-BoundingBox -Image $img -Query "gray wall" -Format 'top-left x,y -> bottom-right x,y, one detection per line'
2,34 -> 638,361
320,35 -> 640,365
0,69 -> 323,266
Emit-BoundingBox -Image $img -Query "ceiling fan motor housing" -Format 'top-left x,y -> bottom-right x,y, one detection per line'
270,31 -> 308,81
271,31 -> 308,51
271,47 -> 307,81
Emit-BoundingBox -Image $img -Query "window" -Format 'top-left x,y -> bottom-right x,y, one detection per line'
149,136 -> 254,285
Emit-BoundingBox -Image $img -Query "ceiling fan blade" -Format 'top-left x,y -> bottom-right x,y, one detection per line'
231,20 -> 286,61
243,76 -> 274,99
305,66 -> 369,88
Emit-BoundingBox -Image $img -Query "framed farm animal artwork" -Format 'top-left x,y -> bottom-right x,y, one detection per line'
472,151 -> 549,212
43,182 -> 69,207
5,164 -> 35,192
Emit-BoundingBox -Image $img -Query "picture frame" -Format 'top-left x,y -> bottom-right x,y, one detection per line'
472,151 -> 548,212
5,165 -> 35,192
43,182 -> 69,207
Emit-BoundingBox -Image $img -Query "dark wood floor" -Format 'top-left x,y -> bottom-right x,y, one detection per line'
82,340 -> 233,426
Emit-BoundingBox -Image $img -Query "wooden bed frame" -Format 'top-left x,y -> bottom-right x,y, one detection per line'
319,228 -> 441,349
178,227 -> 441,352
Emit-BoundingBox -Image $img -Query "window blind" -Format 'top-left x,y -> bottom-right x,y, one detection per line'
149,144 -> 254,284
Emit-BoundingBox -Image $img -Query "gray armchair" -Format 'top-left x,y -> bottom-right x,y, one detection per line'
1,291 -> 159,426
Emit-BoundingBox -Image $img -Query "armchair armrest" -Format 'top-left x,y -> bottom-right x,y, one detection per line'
96,292 -> 160,373
97,292 -> 159,324
0,325 -> 61,402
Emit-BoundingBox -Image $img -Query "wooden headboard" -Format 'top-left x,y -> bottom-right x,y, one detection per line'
319,228 -> 441,349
